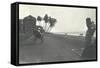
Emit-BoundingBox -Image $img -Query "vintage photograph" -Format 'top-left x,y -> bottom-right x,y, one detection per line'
19,4 -> 97,64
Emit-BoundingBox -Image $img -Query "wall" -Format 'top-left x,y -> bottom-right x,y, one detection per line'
0,0 -> 99,68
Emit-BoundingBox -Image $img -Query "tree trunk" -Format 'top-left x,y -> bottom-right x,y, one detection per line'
46,26 -> 50,32
43,22 -> 45,30
38,21 -> 41,26
45,23 -> 48,32
48,27 -> 52,32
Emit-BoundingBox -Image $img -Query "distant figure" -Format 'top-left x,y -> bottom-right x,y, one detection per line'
85,18 -> 96,47
32,26 -> 45,43
80,33 -> 83,36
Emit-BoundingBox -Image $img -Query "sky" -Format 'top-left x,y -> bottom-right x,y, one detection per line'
19,4 -> 96,33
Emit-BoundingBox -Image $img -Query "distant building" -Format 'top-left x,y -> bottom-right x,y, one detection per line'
23,15 -> 36,35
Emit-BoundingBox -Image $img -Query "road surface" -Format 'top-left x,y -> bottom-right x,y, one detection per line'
19,33 -> 96,64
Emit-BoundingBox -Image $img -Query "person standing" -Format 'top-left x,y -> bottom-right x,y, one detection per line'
85,18 -> 96,47
81,18 -> 96,59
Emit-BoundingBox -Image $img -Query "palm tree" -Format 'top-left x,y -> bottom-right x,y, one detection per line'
43,14 -> 49,32
47,17 -> 57,32
46,16 -> 51,32
37,16 -> 42,26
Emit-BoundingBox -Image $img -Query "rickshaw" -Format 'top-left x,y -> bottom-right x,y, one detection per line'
32,25 -> 45,43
